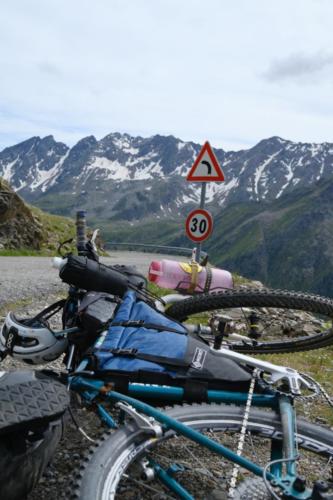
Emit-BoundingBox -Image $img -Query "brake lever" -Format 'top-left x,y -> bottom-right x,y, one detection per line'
57,238 -> 74,257
91,229 -> 99,251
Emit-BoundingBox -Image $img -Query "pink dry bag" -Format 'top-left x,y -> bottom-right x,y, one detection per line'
148,259 -> 233,293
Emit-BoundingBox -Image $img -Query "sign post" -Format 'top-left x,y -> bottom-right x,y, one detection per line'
186,141 -> 225,262
197,183 -> 207,262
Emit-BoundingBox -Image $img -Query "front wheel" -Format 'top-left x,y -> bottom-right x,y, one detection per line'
166,288 -> 333,354
70,404 -> 333,499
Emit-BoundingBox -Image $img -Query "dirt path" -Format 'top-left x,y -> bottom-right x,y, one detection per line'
0,252 -> 183,307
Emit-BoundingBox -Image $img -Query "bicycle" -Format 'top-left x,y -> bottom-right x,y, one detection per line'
53,219 -> 333,498
5,275 -> 331,499
1,214 -> 333,498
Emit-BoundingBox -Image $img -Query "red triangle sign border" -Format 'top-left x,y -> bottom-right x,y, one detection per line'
186,141 -> 225,182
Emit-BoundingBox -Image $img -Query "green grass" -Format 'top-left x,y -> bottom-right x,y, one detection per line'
260,348 -> 333,425
147,282 -> 176,297
0,297 -> 34,316
0,248 -> 44,256
30,206 -> 76,254
232,273 -> 253,286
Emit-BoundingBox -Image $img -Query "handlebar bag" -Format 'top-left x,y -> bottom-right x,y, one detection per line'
92,291 -> 252,396
60,256 -> 129,297
60,256 -> 147,297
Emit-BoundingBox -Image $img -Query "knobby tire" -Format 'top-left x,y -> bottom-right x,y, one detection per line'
70,403 -> 333,499
166,288 -> 333,353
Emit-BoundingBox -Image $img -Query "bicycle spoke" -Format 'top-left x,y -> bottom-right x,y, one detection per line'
120,473 -> 177,499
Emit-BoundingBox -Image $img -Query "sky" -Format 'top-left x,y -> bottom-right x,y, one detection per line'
1,0 -> 333,151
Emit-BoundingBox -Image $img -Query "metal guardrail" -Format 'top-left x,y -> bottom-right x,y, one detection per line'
105,242 -> 207,258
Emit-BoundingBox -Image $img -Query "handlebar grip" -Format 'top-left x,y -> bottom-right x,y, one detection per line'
76,210 -> 87,255
59,255 -> 129,297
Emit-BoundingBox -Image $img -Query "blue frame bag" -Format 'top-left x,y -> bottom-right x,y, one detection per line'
92,291 -> 252,397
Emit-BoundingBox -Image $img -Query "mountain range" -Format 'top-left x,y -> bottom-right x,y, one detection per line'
0,132 -> 332,295
1,133 -> 333,220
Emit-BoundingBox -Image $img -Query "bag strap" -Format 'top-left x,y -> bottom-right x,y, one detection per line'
98,347 -> 191,369
187,261 -> 200,294
78,294 -> 121,313
110,320 -> 186,335
204,266 -> 213,293
26,299 -> 67,325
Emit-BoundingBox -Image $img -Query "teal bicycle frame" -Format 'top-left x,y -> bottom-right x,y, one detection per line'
70,365 -> 309,499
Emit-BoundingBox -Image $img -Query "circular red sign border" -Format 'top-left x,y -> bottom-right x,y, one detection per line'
185,208 -> 213,242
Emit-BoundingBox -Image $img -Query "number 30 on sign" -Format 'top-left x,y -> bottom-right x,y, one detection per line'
185,208 -> 213,243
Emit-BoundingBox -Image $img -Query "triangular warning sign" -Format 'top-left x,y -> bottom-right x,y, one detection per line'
186,141 -> 225,182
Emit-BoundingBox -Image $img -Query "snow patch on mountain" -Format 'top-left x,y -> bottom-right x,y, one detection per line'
1,158 -> 19,183
87,157 -> 131,181
173,162 -> 191,176
30,163 -> 61,191
253,151 -> 281,200
310,144 -> 323,157
32,151 -> 69,192
276,160 -> 294,199
133,161 -> 163,180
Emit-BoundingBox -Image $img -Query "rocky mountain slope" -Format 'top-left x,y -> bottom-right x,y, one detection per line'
0,178 -> 75,252
0,178 -> 44,249
1,133 -> 333,221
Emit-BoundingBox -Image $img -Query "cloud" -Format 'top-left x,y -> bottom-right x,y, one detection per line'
37,62 -> 63,77
1,1 -> 333,151
263,52 -> 333,82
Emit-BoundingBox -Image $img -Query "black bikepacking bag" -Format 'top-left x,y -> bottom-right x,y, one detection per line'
60,256 -> 146,297
78,291 -> 120,334
66,291 -> 121,355
91,291 -> 253,400
111,264 -> 147,289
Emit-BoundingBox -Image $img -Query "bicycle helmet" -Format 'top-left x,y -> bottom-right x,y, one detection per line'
0,312 -> 68,365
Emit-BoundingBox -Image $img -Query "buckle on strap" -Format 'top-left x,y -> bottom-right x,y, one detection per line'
111,320 -> 145,328
110,348 -> 138,357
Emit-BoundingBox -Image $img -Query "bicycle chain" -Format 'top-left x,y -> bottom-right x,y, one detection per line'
228,368 -> 260,499
227,370 -> 332,499
298,372 -> 333,408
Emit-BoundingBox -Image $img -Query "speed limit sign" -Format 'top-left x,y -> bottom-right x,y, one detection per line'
185,208 -> 213,243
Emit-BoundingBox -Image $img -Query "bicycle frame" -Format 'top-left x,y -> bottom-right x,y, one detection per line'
70,365 -> 310,499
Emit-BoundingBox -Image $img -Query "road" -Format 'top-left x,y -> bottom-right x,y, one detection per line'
0,252 -> 184,307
